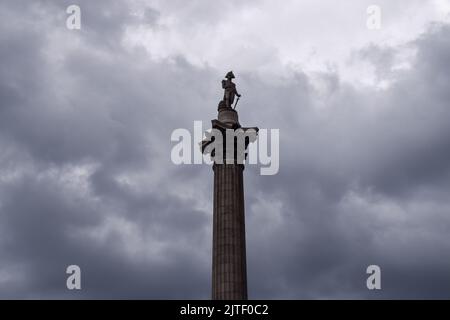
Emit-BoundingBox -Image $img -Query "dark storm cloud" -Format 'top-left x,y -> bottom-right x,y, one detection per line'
0,0 -> 213,299
243,25 -> 450,299
0,0 -> 449,299
0,169 -> 210,299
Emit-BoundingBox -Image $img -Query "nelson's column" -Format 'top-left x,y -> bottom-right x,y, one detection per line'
201,71 -> 258,300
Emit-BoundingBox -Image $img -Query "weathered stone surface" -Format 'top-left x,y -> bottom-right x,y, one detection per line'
212,163 -> 247,300
217,107 -> 239,126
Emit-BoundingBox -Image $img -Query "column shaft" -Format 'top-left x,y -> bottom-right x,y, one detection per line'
212,164 -> 247,300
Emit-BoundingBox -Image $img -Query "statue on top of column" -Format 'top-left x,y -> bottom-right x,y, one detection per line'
221,71 -> 241,109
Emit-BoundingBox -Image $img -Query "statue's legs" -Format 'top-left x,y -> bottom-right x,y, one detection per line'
224,92 -> 234,108
229,95 -> 235,106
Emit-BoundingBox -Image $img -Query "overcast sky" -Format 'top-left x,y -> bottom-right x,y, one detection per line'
1,0 -> 450,299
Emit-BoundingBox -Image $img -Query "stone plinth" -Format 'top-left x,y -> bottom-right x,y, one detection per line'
218,107 -> 239,127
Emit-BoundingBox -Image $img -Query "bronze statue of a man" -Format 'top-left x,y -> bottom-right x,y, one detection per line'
222,71 -> 241,108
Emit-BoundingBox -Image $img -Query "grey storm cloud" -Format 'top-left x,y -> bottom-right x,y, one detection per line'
0,0 -> 450,299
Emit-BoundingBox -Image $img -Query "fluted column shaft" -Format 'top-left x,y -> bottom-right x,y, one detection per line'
212,163 -> 247,300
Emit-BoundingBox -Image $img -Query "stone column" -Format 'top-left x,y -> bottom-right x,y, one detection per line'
202,106 -> 258,300
212,163 -> 247,300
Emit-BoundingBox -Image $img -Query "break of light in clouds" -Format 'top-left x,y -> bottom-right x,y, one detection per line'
125,0 -> 450,86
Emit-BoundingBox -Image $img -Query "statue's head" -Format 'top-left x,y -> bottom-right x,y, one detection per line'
225,71 -> 235,79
